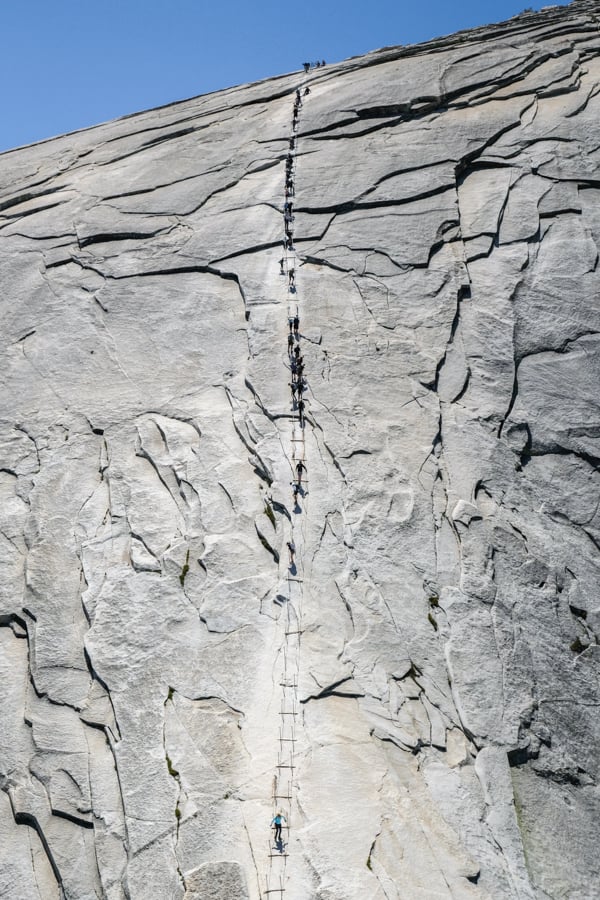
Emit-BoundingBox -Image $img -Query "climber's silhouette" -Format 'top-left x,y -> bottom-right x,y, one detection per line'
287,542 -> 296,572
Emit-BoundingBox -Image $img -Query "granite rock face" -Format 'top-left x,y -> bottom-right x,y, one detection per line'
2,2 -> 600,898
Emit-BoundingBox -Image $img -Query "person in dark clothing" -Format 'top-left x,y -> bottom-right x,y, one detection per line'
279,258 -> 286,275
298,399 -> 305,425
296,461 -> 305,484
293,315 -> 300,335
294,345 -> 301,358
288,333 -> 295,353
287,541 -> 296,565
304,86 -> 310,96
303,62 -> 310,72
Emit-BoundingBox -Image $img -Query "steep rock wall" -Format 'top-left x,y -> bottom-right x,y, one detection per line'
1,2 -> 600,898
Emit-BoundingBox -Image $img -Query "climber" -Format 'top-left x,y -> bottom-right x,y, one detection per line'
271,812 -> 287,844
298,398 -> 305,425
287,541 -> 296,565
296,460 -> 305,484
303,62 -> 310,72
288,333 -> 295,353
321,60 -> 326,66
293,344 -> 301,359
292,482 -> 300,506
296,379 -> 305,396
290,382 -> 297,401
293,314 -> 299,335
288,316 -> 294,333
279,258 -> 286,275
289,268 -> 295,289
296,88 -> 302,104
304,86 -> 310,96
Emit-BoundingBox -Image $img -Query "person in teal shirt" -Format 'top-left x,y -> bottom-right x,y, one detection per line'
271,812 -> 287,843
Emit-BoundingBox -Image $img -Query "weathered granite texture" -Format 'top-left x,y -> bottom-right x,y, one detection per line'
1,1 -> 600,897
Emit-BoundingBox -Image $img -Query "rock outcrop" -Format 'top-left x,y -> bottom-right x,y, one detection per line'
1,2 -> 600,897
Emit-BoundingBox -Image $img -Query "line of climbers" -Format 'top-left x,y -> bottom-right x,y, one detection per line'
265,73 -> 311,897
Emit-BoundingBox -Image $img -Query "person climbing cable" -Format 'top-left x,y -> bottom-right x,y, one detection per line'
288,333 -> 295,353
296,460 -> 305,484
303,62 -> 310,73
293,314 -> 300,335
293,344 -> 301,359
289,268 -> 295,288
271,812 -> 287,844
304,86 -> 310,96
279,258 -> 286,275
298,398 -> 305,426
292,482 -> 300,505
287,541 -> 296,565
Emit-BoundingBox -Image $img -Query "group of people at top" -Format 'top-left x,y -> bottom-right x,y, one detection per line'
302,60 -> 325,72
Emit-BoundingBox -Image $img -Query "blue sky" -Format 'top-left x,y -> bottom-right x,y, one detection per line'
1,0 -> 570,152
